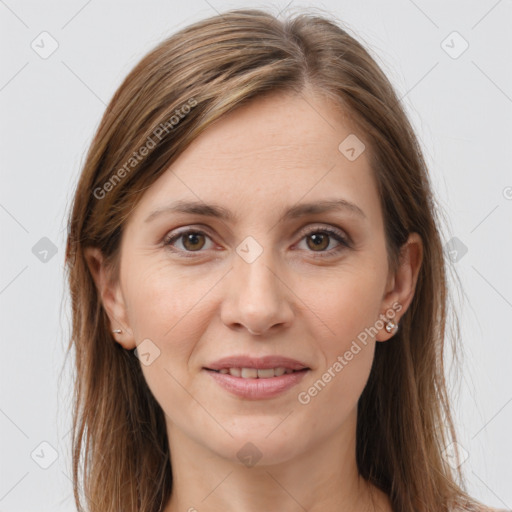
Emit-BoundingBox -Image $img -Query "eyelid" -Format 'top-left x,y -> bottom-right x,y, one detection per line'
299,225 -> 351,245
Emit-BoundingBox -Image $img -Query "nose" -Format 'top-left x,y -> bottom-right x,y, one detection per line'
220,249 -> 294,336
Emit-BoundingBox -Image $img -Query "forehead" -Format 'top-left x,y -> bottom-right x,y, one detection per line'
129,90 -> 381,226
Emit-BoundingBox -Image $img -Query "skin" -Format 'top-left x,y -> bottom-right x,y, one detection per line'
86,88 -> 423,512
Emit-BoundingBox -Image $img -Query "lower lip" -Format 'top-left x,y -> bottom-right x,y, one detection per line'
204,369 -> 309,399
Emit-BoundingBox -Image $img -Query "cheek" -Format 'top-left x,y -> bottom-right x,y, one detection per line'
121,259 -> 225,406
305,262 -> 387,352
123,259 -> 214,342
121,261 -> 217,419
293,261 -> 385,414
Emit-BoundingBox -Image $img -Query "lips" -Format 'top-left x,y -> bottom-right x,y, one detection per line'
204,357 -> 309,400
204,355 -> 310,374
203,355 -> 311,399
212,367 -> 301,378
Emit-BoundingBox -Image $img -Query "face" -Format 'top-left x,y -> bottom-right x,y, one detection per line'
99,90 -> 411,466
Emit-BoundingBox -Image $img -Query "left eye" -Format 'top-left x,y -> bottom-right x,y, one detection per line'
163,227 -> 350,257
296,228 -> 350,255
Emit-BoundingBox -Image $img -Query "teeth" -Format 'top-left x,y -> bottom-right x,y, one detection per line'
216,367 -> 302,378
257,368 -> 275,378
240,368 -> 258,378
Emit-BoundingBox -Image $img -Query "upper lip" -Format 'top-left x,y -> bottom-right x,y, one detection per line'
205,355 -> 310,371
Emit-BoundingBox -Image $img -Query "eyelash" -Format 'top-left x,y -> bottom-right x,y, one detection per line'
162,226 -> 351,258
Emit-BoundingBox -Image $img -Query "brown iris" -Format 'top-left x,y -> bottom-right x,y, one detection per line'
182,232 -> 206,251
306,232 -> 329,251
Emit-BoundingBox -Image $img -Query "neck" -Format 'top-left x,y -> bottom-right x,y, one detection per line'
162,409 -> 390,512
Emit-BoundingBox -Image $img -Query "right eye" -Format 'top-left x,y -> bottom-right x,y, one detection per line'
163,229 -> 215,255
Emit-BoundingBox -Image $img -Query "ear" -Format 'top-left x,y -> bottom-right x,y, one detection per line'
376,232 -> 423,342
84,247 -> 136,350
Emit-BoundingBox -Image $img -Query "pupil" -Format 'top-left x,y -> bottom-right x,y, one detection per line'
185,233 -> 204,250
309,233 -> 328,251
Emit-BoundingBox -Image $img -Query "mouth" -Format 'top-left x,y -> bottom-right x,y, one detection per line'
203,367 -> 310,400
203,356 -> 311,399
205,367 -> 309,378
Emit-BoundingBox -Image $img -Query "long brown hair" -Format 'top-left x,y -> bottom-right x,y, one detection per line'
64,8 -> 481,512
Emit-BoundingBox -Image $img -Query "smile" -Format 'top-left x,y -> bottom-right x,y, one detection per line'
209,367 -> 304,378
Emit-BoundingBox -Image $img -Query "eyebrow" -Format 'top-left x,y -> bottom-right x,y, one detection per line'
144,198 -> 366,224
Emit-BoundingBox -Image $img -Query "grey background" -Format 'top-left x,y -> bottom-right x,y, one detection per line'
0,0 -> 511,510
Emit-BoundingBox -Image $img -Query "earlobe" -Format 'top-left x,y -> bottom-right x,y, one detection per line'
83,247 -> 136,350
376,233 -> 423,342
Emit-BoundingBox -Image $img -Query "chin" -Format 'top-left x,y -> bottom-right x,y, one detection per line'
209,425 -> 308,468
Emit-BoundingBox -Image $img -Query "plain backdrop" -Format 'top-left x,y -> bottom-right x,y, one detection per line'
0,0 -> 511,510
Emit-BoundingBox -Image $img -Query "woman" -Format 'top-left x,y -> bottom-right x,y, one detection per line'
64,8 -> 507,512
